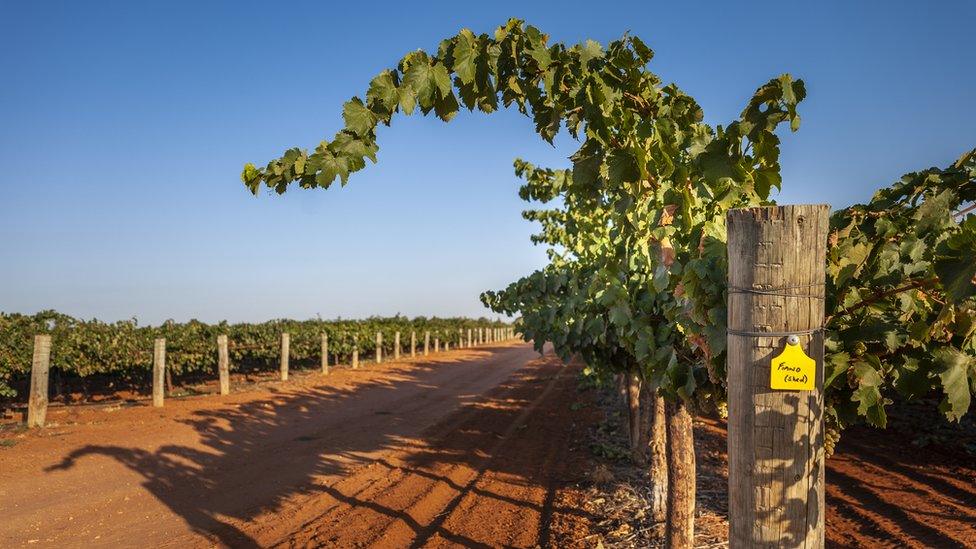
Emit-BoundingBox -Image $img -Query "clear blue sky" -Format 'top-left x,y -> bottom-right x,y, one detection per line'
1,1 -> 973,325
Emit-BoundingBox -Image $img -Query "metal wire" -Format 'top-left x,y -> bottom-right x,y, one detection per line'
726,327 -> 823,338
728,283 -> 825,299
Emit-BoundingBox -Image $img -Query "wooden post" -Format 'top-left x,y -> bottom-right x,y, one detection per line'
666,399 -> 695,548
376,331 -> 383,364
727,204 -> 828,549
424,331 -> 430,356
457,328 -> 463,348
152,338 -> 166,407
217,335 -> 230,395
352,340 -> 359,369
280,333 -> 290,381
434,336 -> 440,353
411,331 -> 416,357
27,335 -> 51,428
467,328 -> 472,348
321,333 -> 329,375
394,331 -> 400,360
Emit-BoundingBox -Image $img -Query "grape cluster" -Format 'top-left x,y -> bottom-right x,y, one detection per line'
716,400 -> 728,420
824,424 -> 841,457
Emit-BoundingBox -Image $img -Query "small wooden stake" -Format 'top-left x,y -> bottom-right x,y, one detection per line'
352,345 -> 359,369
394,331 -> 400,360
411,331 -> 416,357
424,331 -> 430,356
280,333 -> 290,381
152,338 -> 166,407
321,333 -> 329,375
467,328 -> 472,348
27,335 -> 51,428
434,337 -> 440,353
217,335 -> 230,395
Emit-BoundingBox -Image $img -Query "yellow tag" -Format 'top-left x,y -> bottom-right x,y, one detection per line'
770,341 -> 816,391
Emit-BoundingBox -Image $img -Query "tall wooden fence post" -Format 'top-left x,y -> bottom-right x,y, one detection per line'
411,331 -> 416,357
376,331 -> 383,364
217,335 -> 230,395
321,333 -> 329,375
424,331 -> 430,356
727,204 -> 828,549
280,333 -> 290,381
27,335 -> 51,428
152,338 -> 166,407
394,331 -> 400,360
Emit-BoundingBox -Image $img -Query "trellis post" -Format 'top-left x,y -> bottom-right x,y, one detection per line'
152,338 -> 166,407
376,331 -> 383,364
280,333 -> 290,381
218,335 -> 230,395
727,204 -> 828,548
27,335 -> 52,428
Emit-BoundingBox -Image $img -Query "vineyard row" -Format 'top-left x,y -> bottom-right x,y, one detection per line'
23,325 -> 518,426
0,311 -> 515,400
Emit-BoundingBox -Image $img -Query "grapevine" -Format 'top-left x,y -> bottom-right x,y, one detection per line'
0,311 -> 508,399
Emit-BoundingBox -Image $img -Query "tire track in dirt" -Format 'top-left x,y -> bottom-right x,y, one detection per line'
275,348 -> 585,548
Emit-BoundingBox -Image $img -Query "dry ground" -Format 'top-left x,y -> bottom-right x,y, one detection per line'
2,342 -> 974,548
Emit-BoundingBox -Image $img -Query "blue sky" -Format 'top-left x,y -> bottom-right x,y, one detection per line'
1,1 -> 973,325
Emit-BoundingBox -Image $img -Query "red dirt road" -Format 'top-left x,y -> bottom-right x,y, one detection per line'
0,342 -> 591,548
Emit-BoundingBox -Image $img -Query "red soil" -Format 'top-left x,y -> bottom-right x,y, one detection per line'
693,418 -> 976,549
0,343 -> 593,548
1,342 -> 973,548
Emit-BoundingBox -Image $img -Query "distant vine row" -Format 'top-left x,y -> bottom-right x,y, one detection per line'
0,311 -> 510,398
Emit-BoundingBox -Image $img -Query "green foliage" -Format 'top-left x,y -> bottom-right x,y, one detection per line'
825,149 -> 976,430
239,18 -> 975,442
0,311 -> 507,399
242,19 -> 803,410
